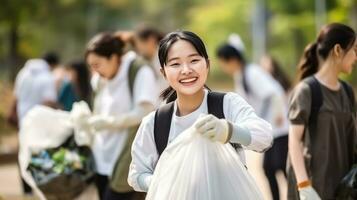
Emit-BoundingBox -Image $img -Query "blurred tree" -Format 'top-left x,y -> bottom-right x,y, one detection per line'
0,0 -> 356,88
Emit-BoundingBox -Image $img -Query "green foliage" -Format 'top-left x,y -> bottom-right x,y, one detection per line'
0,0 -> 356,86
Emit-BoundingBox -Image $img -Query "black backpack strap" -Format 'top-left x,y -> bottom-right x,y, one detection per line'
207,92 -> 226,119
154,91 -> 243,157
340,80 -> 356,115
207,92 -> 242,149
128,57 -> 150,100
305,76 -> 323,134
154,102 -> 174,156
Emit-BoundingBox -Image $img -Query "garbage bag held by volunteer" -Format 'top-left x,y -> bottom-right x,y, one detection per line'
146,126 -> 264,200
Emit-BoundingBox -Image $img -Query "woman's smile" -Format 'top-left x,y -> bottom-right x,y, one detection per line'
179,76 -> 199,86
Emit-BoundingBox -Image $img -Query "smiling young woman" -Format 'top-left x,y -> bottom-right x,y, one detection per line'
128,31 -> 273,196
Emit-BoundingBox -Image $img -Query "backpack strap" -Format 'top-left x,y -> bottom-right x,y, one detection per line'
154,92 -> 233,157
154,102 -> 175,156
128,58 -> 148,99
305,76 -> 323,134
207,92 -> 226,119
340,80 -> 356,116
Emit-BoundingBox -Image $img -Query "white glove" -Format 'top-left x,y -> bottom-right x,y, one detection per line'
70,101 -> 92,130
70,101 -> 93,145
87,115 -> 125,132
299,186 -> 321,200
194,114 -> 231,143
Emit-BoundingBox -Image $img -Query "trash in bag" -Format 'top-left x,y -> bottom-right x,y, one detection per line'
19,105 -> 95,200
336,164 -> 357,200
28,134 -> 95,200
146,127 -> 264,200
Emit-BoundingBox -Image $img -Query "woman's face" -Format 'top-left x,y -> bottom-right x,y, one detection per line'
218,58 -> 240,75
162,39 -> 208,97
86,53 -> 119,79
340,40 -> 357,74
135,36 -> 157,60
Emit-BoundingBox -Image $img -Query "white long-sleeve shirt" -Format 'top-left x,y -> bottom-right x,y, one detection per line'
235,64 -> 289,138
128,91 -> 273,192
91,51 -> 158,176
15,59 -> 57,126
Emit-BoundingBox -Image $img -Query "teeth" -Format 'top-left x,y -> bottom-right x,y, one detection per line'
180,78 -> 197,83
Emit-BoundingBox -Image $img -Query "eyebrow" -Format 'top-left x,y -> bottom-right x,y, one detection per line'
167,53 -> 201,63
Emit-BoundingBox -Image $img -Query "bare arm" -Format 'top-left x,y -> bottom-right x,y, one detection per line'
289,124 -> 308,183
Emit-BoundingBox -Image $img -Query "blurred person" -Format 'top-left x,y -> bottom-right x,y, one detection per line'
13,54 -> 58,194
287,23 -> 357,200
260,55 -> 292,200
260,55 -> 292,93
216,34 -> 284,124
134,26 -> 168,93
58,61 -> 92,111
43,52 -> 63,91
216,35 -> 287,199
83,32 -> 158,200
128,30 -> 272,196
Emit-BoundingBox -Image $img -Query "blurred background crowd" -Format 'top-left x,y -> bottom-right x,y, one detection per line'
0,0 -> 357,200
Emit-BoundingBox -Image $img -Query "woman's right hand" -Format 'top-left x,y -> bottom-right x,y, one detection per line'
298,186 -> 321,200
193,114 -> 231,143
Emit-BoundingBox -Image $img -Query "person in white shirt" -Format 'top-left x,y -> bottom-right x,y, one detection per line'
216,35 -> 288,200
15,58 -> 57,127
134,26 -> 168,95
14,57 -> 58,195
128,30 -> 272,193
84,32 -> 157,200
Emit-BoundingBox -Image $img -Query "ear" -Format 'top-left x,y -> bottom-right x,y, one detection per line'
333,44 -> 342,57
160,68 -> 167,79
110,54 -> 120,64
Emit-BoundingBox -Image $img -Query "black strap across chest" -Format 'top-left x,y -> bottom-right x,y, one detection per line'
153,92 -> 226,156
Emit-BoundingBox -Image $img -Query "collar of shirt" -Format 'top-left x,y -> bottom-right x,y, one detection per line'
172,90 -> 209,127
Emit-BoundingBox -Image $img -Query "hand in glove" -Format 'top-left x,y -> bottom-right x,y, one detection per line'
87,115 -> 125,132
70,101 -> 94,145
194,114 -> 232,143
70,101 -> 92,130
299,186 -> 321,200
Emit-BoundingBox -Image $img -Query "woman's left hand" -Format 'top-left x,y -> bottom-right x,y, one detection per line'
194,114 -> 231,143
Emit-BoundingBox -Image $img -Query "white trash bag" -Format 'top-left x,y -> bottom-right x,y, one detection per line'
19,103 -> 93,200
146,127 -> 264,200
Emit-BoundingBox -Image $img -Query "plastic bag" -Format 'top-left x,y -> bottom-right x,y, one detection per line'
28,135 -> 95,200
19,105 -> 94,200
146,127 -> 264,200
336,165 -> 357,200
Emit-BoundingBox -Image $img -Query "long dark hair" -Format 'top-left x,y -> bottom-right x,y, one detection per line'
158,30 -> 210,102
67,61 -> 92,104
85,32 -> 125,59
216,44 -> 250,94
297,23 -> 356,81
264,56 -> 292,92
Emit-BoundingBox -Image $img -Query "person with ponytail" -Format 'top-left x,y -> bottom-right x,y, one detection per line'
79,32 -> 158,200
128,31 -> 273,193
287,23 -> 357,200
